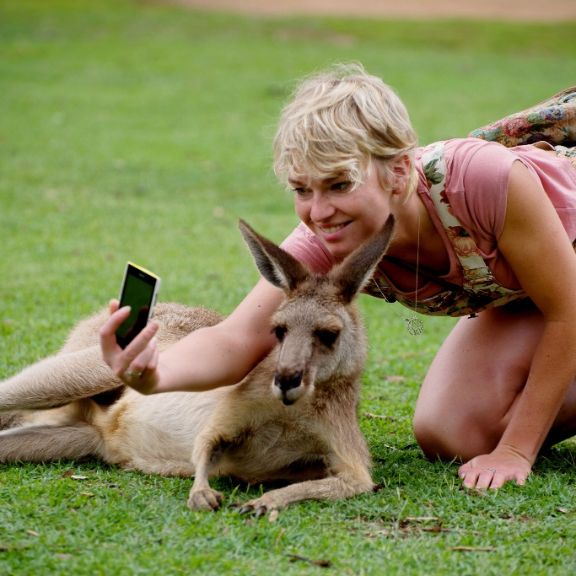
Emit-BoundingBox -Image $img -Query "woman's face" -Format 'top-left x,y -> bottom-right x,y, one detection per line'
290,164 -> 392,261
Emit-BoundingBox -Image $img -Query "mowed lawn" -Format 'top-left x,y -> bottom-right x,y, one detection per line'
1,1 -> 576,574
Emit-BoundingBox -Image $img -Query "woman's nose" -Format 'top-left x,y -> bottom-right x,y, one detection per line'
309,192 -> 335,221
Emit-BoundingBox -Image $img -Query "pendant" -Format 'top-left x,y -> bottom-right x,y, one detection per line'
404,316 -> 424,336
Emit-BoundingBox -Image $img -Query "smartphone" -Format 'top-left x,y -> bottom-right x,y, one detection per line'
115,262 -> 161,349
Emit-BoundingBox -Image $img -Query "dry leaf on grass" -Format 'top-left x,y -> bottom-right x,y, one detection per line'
450,546 -> 496,553
287,553 -> 332,568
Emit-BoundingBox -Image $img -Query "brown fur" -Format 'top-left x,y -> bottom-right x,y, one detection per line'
0,218 -> 394,518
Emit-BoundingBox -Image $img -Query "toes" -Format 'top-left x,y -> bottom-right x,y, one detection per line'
238,501 -> 267,515
187,488 -> 223,511
238,503 -> 265,516
237,499 -> 279,521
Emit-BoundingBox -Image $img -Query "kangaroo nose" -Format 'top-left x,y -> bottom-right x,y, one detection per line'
274,371 -> 303,393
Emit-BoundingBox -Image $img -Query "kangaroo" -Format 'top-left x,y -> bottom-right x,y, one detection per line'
0,217 -> 394,518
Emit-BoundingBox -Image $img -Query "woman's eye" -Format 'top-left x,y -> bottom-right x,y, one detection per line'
331,181 -> 351,192
292,187 -> 310,198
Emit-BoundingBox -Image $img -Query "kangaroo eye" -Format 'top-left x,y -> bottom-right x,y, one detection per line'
315,329 -> 339,348
273,325 -> 287,342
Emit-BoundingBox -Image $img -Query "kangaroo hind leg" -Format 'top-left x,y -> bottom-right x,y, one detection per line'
0,345 -> 121,411
0,423 -> 103,463
0,411 -> 25,431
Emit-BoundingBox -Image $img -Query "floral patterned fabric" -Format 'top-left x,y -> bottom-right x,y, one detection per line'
469,86 -> 576,148
554,144 -> 576,170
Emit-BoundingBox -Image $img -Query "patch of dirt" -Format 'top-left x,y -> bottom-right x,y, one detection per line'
169,0 -> 575,22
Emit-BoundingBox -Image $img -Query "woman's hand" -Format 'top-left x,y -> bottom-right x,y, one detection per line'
99,299 -> 160,395
458,445 -> 532,490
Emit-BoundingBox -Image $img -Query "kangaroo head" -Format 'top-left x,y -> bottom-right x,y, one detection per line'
239,216 -> 395,405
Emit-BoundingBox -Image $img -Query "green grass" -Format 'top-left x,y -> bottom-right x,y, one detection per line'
1,0 -> 576,573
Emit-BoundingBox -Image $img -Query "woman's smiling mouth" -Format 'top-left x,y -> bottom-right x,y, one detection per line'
317,222 -> 350,236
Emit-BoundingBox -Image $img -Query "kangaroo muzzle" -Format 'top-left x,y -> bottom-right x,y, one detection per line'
274,371 -> 304,405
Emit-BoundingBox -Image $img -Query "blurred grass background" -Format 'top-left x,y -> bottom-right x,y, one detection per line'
1,0 -> 576,574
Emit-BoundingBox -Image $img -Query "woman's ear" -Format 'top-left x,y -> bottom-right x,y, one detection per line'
390,154 -> 412,196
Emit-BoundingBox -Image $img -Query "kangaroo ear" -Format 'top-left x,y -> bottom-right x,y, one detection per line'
331,215 -> 395,303
238,219 -> 309,291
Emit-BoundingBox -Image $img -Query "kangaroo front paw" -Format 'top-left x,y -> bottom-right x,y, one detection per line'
187,487 -> 223,511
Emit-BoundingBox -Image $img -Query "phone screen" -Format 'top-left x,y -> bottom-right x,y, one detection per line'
116,262 -> 160,349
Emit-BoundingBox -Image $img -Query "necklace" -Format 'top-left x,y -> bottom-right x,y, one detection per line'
404,213 -> 424,335
371,211 -> 424,336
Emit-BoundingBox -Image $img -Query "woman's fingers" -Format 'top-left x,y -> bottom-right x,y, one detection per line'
458,451 -> 531,490
99,302 -> 160,393
123,331 -> 158,375
120,331 -> 160,394
462,468 -> 503,490
99,305 -> 131,366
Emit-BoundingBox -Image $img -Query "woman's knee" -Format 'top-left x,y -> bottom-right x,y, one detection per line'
412,410 -> 455,460
413,408 -> 499,461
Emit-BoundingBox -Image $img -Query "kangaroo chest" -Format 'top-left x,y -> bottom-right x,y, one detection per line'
212,418 -> 330,484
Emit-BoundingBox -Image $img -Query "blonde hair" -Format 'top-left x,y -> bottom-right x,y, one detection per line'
273,63 -> 418,191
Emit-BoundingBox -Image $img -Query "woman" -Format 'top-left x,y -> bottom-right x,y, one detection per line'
100,64 -> 576,490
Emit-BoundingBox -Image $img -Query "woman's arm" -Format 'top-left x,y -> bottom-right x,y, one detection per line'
99,277 -> 284,394
459,160 -> 576,489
